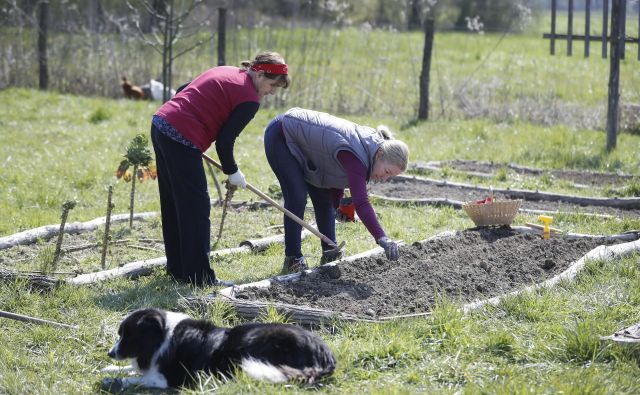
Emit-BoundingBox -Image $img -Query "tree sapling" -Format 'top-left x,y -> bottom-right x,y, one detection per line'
115,134 -> 156,227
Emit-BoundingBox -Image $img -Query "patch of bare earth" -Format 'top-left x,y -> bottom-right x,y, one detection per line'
368,178 -> 640,218
235,228 -> 622,318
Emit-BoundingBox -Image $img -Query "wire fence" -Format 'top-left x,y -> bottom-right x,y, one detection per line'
1,4 -> 639,129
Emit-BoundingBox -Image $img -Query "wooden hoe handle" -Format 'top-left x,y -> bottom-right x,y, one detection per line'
202,154 -> 339,249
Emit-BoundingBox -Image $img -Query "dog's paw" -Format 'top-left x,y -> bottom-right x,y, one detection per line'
101,365 -> 122,374
101,364 -> 135,374
101,377 -> 124,393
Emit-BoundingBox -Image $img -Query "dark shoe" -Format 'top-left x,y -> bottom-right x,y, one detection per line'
320,248 -> 344,265
281,256 -> 308,274
211,278 -> 234,287
185,274 -> 234,287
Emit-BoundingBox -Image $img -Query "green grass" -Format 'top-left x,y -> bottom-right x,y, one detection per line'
1,88 -> 640,394
2,23 -> 640,393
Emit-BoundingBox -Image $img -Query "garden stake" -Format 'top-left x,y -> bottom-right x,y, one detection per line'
201,153 -> 345,254
101,185 -> 114,270
214,181 -> 235,249
52,200 -> 77,270
0,309 -> 78,330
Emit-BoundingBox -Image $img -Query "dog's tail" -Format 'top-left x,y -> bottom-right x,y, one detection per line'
240,354 -> 336,384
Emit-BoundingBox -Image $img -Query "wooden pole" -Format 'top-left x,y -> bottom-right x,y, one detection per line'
418,18 -> 434,120
550,0 -> 556,55
217,8 -> 226,66
37,0 -> 49,90
201,154 -> 340,249
101,186 -> 114,270
620,0 -> 627,60
0,310 -> 78,329
602,0 -> 609,59
567,0 -> 574,56
606,0 -> 622,151
585,0 -> 591,58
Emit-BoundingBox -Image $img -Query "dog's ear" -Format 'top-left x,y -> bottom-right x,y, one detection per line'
136,311 -> 164,333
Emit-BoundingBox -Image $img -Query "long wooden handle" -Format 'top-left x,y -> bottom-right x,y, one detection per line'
202,154 -> 338,248
0,310 -> 78,329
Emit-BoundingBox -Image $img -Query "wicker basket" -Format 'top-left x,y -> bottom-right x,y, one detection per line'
462,199 -> 522,227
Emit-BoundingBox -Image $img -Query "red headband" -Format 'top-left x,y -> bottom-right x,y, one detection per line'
250,63 -> 288,75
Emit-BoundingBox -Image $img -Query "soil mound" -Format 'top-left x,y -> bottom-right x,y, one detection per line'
235,228 -> 622,318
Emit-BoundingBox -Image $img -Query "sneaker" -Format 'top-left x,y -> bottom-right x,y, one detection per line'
282,256 -> 308,274
320,248 -> 344,265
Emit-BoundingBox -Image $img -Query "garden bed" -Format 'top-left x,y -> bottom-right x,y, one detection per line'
215,228 -> 638,321
410,159 -> 637,188
0,202 -> 298,285
368,175 -> 640,218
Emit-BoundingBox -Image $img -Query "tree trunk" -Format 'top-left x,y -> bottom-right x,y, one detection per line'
407,0 -> 422,30
129,166 -> 137,228
162,0 -> 174,103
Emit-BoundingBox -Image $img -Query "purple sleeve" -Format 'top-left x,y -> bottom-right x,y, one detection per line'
337,150 -> 386,241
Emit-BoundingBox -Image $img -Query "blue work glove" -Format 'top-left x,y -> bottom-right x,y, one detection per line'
377,236 -> 399,261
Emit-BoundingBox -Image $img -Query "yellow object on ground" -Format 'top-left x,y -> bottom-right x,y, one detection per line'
538,215 -> 554,239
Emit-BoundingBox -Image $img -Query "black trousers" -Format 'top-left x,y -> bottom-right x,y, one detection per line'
150,125 -> 215,284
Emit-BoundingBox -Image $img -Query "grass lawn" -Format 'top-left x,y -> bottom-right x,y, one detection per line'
1,73 -> 640,393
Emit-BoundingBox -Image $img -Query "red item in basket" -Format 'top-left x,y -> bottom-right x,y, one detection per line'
474,196 -> 493,204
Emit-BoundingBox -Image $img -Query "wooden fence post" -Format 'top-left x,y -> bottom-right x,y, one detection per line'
38,0 -> 49,90
418,18 -> 434,120
606,0 -> 623,151
217,8 -> 226,66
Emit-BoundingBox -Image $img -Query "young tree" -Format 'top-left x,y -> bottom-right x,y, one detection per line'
116,134 -> 156,227
126,0 -> 215,102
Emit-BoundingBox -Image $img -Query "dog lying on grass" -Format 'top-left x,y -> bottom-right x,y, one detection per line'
102,308 -> 336,391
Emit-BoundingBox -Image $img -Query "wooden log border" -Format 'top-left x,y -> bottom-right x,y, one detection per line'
389,174 -> 640,209
369,193 -> 618,219
0,199 -> 284,251
184,228 -> 640,325
410,160 -> 636,182
0,231 -> 311,287
0,212 -> 158,250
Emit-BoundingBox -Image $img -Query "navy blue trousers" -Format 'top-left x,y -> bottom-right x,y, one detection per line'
264,119 -> 337,257
151,125 -> 216,284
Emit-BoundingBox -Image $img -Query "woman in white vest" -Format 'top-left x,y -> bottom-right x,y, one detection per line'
264,107 -> 409,273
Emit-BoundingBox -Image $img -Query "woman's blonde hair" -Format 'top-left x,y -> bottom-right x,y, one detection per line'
376,125 -> 409,171
240,51 -> 290,89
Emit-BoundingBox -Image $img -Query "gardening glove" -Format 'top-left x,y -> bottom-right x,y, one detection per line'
228,169 -> 247,189
377,236 -> 399,261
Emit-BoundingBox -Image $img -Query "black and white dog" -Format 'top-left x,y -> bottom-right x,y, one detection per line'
103,308 -> 336,390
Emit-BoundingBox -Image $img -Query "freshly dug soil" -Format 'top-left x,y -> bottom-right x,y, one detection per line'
415,160 -> 636,188
235,228 -> 623,318
369,178 -> 640,218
